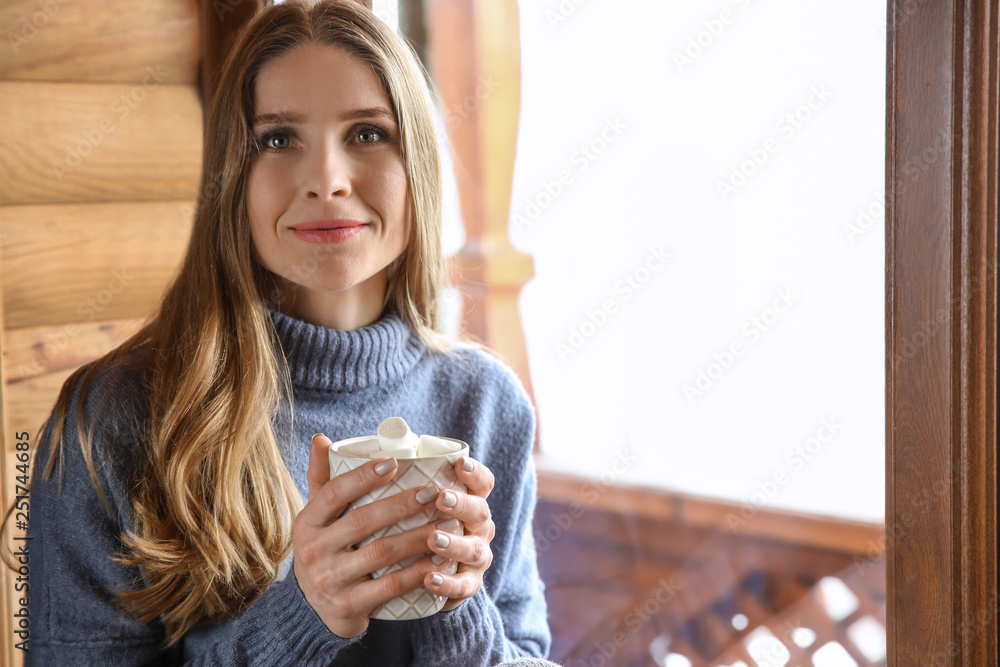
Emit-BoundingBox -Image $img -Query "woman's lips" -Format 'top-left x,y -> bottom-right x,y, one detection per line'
290,220 -> 366,243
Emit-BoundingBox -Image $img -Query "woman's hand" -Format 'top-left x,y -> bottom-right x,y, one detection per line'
294,434 -> 447,638
422,456 -> 497,611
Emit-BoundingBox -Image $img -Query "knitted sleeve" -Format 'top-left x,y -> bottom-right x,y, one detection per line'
408,349 -> 552,665
24,370 -> 360,666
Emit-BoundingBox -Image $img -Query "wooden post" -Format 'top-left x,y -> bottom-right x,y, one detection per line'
425,0 -> 535,401
197,0 -> 264,112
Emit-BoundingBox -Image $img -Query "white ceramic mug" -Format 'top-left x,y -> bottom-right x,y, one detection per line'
328,434 -> 468,620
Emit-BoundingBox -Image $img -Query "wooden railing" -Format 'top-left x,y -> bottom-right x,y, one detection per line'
534,477 -> 886,666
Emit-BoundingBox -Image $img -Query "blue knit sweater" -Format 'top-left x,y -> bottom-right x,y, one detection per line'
25,311 -> 551,666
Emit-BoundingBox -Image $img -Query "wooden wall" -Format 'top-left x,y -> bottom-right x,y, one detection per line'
0,1 -> 202,663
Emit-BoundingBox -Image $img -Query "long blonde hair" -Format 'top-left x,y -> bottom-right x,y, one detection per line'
37,0 -> 445,643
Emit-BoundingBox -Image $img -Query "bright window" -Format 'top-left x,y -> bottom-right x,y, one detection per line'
513,0 -> 886,522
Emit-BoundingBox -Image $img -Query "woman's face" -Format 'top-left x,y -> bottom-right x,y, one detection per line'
247,43 -> 410,328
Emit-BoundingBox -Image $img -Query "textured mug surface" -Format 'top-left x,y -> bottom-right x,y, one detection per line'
328,435 -> 469,620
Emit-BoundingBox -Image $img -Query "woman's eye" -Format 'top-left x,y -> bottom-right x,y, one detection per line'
262,133 -> 291,150
357,129 -> 382,144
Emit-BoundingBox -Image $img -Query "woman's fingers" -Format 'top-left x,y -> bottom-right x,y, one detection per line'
426,524 -> 492,570
424,568 -> 484,605
455,456 -> 495,499
299,453 -> 398,528
306,433 -> 333,501
300,481 -> 440,557
323,521 -> 437,585
310,555 -> 439,638
296,448 -> 499,635
435,487 -> 494,531
405,458 -> 500,612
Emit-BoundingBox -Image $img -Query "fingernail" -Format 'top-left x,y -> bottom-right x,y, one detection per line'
434,532 -> 451,549
441,490 -> 457,507
431,554 -> 447,565
374,458 -> 397,476
461,457 -> 475,472
416,485 -> 439,504
437,518 -> 460,533
430,573 -> 444,586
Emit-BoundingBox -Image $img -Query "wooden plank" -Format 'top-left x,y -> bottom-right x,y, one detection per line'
1,201 -> 193,329
677,493 -> 885,557
2,330 -> 135,505
537,466 -> 883,556
0,0 -> 199,84
3,367 -> 74,451
3,319 -> 144,385
536,465 -> 677,522
0,81 -> 202,205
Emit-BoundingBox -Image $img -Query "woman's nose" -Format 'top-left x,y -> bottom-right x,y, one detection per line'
303,145 -> 352,199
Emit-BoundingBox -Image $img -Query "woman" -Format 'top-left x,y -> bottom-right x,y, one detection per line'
24,2 -> 552,664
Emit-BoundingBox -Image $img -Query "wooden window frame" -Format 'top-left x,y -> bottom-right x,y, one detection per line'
885,0 -> 997,664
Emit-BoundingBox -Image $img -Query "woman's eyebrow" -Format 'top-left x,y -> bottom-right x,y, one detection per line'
252,107 -> 396,126
253,111 -> 301,126
341,107 -> 396,123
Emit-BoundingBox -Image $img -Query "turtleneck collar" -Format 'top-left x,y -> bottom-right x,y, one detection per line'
269,309 -> 425,393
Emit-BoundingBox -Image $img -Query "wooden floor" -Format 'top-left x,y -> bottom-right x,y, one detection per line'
535,498 -> 886,666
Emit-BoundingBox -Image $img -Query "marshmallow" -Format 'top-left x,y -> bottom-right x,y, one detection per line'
377,417 -> 418,451
378,446 -> 419,459
337,437 -> 381,458
417,434 -> 462,457
334,418 -> 460,460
